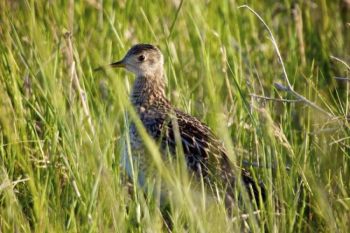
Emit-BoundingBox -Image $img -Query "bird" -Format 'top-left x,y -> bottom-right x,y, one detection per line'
103,43 -> 265,208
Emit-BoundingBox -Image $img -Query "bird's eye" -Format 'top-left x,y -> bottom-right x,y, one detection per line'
138,55 -> 145,62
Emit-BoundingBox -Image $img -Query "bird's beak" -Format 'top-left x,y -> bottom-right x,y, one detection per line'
94,59 -> 125,72
109,59 -> 125,68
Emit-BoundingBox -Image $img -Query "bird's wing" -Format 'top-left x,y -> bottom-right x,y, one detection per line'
142,106 -> 264,200
173,110 -> 265,200
151,108 -> 239,179
171,109 -> 229,175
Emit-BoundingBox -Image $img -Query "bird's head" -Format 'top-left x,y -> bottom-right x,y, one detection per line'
109,44 -> 164,77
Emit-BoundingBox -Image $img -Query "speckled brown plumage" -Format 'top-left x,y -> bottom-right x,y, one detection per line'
113,43 -> 265,206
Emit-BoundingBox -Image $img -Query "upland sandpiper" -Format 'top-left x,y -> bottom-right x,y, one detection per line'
106,43 -> 264,207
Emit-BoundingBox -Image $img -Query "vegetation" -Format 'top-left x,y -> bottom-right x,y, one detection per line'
0,0 -> 349,232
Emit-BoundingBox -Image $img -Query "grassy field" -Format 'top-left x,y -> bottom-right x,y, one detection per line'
1,0 -> 349,232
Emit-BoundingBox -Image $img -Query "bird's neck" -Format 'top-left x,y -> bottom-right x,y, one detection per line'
131,73 -> 167,107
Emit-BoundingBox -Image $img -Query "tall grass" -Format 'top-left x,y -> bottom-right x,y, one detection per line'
1,0 -> 349,232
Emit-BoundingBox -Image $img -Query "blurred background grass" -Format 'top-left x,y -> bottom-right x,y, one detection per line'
0,0 -> 349,232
